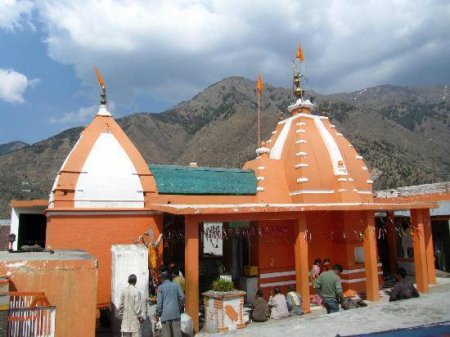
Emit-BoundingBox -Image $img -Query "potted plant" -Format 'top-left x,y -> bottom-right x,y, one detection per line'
203,278 -> 246,333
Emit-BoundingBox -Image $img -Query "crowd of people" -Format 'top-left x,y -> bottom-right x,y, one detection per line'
251,258 -> 421,323
251,285 -> 304,322
118,256 -> 421,335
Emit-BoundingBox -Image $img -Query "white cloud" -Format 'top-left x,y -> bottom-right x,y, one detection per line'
3,0 -> 450,108
0,68 -> 39,103
49,102 -> 116,124
0,0 -> 35,31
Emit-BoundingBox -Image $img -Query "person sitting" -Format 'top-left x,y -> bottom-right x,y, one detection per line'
389,267 -> 419,302
320,258 -> 331,274
251,290 -> 269,322
286,285 -> 303,316
268,287 -> 290,319
311,258 -> 322,289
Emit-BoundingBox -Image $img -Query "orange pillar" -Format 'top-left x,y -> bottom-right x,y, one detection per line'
294,213 -> 310,313
363,211 -> 379,301
411,209 -> 429,293
386,212 -> 398,275
185,215 -> 199,332
422,209 -> 436,284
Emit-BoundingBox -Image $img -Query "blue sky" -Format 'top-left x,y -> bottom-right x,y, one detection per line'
0,0 -> 449,144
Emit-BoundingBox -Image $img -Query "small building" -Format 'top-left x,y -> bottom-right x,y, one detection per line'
10,199 -> 47,251
375,182 -> 450,274
0,250 -> 98,337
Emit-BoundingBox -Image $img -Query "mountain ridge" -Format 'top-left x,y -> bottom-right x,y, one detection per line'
0,78 -> 448,217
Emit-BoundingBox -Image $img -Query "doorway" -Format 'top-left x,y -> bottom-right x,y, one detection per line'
17,213 -> 47,249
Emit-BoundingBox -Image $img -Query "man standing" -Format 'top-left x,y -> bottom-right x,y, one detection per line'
119,274 -> 145,337
156,271 -> 185,337
316,264 -> 344,314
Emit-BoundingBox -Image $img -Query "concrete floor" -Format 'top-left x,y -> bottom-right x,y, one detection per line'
197,277 -> 450,337
97,277 -> 450,337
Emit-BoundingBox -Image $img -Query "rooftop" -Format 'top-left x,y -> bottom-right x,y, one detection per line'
0,250 -> 95,262
149,164 -> 257,195
375,182 -> 450,198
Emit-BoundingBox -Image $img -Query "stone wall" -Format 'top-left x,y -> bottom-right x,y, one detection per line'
0,226 -> 10,251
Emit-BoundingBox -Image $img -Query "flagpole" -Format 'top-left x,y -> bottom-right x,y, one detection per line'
258,90 -> 261,148
256,73 -> 263,150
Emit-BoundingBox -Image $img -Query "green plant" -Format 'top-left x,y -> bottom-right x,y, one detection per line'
211,278 -> 234,292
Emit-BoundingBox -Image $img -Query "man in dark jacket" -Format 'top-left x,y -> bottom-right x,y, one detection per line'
156,271 -> 185,337
389,267 -> 419,302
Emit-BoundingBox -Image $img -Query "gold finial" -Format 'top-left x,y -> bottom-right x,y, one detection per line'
293,71 -> 304,98
292,45 -> 305,99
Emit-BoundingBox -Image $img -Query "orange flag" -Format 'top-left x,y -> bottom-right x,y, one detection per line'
296,46 -> 304,63
256,73 -> 264,95
94,65 -> 106,88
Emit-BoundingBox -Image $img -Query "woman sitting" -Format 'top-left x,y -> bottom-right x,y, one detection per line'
251,290 -> 269,322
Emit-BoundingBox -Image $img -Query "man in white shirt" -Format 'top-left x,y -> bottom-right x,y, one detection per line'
119,274 -> 145,337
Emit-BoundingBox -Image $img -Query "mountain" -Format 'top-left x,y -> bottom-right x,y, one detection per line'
0,78 -> 448,217
0,141 -> 28,156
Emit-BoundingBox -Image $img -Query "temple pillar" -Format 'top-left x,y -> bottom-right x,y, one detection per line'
294,213 -> 310,313
184,215 -> 199,332
386,212 -> 398,275
363,211 -> 379,301
423,208 -> 436,284
411,209 -> 429,293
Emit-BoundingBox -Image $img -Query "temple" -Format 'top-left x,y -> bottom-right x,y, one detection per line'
6,58 -> 438,334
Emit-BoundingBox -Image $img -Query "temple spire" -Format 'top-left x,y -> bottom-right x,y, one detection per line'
292,45 -> 305,99
288,44 -> 315,115
94,66 -> 111,117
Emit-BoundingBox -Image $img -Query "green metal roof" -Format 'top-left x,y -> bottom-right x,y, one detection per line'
149,164 -> 257,195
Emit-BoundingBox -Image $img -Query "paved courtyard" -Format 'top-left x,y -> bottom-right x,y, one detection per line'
198,277 -> 450,337
97,277 -> 450,337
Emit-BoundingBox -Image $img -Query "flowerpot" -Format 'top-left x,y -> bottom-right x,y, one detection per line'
202,290 -> 246,333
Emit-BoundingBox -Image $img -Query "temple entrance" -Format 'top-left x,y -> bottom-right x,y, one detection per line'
432,219 -> 450,272
163,214 -> 185,273
199,221 -> 251,294
376,217 -> 390,274
161,216 -> 253,288
17,213 -> 46,249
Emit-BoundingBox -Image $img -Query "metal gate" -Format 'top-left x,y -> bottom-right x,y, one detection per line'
1,292 -> 55,337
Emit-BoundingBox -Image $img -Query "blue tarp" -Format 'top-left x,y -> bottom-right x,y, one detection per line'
338,321 -> 450,337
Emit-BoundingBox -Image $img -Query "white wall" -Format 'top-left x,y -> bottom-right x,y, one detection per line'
75,132 -> 145,208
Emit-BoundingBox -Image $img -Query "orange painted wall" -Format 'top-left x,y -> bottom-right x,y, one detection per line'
256,220 -> 295,297
46,213 -> 162,306
306,211 -> 334,265
0,254 -> 98,337
257,220 -> 296,273
255,212 -> 380,296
